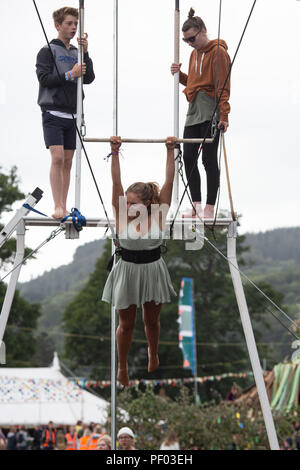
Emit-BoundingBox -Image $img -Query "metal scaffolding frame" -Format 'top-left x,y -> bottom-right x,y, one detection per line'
0,0 -> 280,451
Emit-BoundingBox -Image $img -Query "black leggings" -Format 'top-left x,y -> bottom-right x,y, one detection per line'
183,121 -> 220,205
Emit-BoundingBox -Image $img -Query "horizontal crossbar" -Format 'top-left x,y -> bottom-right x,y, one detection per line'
23,217 -> 234,229
83,137 -> 214,144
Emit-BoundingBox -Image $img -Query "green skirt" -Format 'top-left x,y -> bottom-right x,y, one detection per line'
102,257 -> 177,310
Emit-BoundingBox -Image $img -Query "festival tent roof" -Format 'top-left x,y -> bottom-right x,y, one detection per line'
0,353 -> 109,426
234,361 -> 300,412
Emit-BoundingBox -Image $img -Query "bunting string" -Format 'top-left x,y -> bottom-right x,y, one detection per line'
72,371 -> 253,389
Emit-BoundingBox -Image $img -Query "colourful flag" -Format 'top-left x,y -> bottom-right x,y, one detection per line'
178,277 -> 196,376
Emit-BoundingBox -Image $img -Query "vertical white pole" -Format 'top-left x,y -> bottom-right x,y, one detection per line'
171,0 -> 180,215
110,240 -> 117,450
227,222 -> 279,450
0,221 -> 25,364
113,0 -> 118,136
111,0 -> 119,451
75,0 -> 85,210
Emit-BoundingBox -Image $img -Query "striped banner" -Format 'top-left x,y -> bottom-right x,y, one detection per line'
178,277 -> 196,375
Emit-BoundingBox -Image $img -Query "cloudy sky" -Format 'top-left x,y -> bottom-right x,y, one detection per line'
1,0 -> 300,282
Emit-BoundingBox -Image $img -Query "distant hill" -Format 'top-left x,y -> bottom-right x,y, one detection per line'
243,227 -> 300,311
20,239 -> 105,302
19,238 -> 106,340
244,227 -> 300,264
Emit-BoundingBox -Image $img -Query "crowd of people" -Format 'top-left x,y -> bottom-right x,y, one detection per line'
0,421 -> 110,451
0,422 -> 182,451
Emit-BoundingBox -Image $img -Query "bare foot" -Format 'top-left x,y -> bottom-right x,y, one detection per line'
181,202 -> 203,219
203,204 -> 214,219
52,207 -> 65,219
117,368 -> 129,387
148,348 -> 159,373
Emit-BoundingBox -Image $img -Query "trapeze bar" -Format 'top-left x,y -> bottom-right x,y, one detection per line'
83,137 -> 214,144
23,216 -> 234,229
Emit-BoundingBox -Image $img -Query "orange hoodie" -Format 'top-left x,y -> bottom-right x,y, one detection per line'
179,39 -> 231,123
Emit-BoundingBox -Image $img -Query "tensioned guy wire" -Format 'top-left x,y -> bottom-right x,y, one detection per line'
195,228 -> 300,339
0,227 -> 65,284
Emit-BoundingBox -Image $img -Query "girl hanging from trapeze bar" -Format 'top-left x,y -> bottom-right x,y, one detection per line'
102,136 -> 177,386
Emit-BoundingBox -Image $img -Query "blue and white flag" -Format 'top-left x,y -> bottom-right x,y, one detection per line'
178,277 -> 196,376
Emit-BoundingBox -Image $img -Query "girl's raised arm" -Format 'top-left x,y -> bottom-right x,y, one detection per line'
110,137 -> 124,229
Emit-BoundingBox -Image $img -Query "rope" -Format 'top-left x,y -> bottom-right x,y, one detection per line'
212,0 -> 222,138
222,133 -> 236,220
210,128 -> 224,236
174,143 -> 219,241
61,208 -> 86,232
32,0 -> 118,246
24,204 -> 87,232
78,1 -> 86,137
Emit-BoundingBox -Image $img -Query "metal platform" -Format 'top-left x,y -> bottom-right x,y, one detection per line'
23,216 -> 234,229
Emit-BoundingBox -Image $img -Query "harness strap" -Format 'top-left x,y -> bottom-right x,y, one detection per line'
107,245 -> 165,272
61,208 -> 86,232
120,246 -> 161,264
23,203 -> 48,218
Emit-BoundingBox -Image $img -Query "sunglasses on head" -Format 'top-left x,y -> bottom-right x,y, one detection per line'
182,30 -> 200,43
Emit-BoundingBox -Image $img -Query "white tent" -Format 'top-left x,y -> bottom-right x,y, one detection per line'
0,353 -> 109,426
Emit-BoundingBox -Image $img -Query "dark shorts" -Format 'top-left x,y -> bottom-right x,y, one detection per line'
42,111 -> 76,150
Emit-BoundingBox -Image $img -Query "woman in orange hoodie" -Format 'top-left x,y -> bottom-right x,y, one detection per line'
171,8 -> 231,219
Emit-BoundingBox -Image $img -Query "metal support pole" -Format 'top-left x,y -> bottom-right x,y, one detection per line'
74,0 -> 85,214
113,0 -> 118,136
227,221 -> 279,450
0,221 -> 26,364
110,240 -> 117,450
111,0 -> 119,450
172,0 -> 180,216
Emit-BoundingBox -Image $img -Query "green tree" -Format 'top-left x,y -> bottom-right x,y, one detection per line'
33,332 -> 56,367
115,386 -> 297,450
63,240 -> 112,378
1,284 -> 41,366
0,166 -> 25,266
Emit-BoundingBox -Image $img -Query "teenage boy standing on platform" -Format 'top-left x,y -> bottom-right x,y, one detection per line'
36,6 -> 95,219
